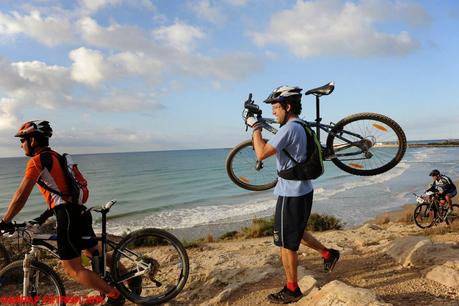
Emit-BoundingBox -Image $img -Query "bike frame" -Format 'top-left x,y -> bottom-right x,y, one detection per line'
14,200 -> 146,297
254,103 -> 368,161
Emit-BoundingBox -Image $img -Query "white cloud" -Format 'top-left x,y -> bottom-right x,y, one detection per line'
76,19 -> 261,83
191,0 -> 226,25
69,47 -> 111,86
252,0 -> 429,58
153,22 -> 205,52
77,89 -> 164,112
182,52 -> 262,81
110,52 -> 164,83
78,0 -> 123,14
224,0 -> 249,6
78,0 -> 156,15
77,17 -> 152,51
0,10 -> 75,46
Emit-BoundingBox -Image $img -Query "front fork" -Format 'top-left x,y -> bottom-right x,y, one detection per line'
22,253 -> 31,296
22,247 -> 37,297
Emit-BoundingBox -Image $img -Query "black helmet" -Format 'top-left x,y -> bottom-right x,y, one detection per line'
429,169 -> 440,176
264,85 -> 302,104
15,120 -> 53,138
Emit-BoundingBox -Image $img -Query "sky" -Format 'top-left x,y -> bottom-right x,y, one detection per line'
0,0 -> 457,157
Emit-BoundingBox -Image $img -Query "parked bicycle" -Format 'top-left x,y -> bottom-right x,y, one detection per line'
413,192 -> 459,229
226,82 -> 407,191
0,200 -> 189,305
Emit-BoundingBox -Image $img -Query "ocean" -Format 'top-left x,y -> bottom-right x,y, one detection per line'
1,146 -> 458,240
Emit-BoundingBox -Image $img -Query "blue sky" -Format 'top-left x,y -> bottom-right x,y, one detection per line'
0,0 -> 457,157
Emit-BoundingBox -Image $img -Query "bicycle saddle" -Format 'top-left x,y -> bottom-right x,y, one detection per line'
305,82 -> 335,96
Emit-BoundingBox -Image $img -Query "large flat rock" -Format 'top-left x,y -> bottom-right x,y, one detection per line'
296,280 -> 391,306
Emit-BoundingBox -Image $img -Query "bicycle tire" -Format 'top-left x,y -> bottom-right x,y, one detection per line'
413,203 -> 436,229
445,204 -> 459,225
226,139 -> 277,191
326,112 -> 407,176
111,228 -> 189,305
0,260 -> 66,305
0,241 -> 11,269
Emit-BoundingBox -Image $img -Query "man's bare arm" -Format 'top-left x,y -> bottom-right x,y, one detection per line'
252,129 -> 277,160
2,177 -> 35,223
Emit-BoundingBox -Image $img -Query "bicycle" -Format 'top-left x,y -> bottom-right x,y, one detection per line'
226,82 -> 407,191
0,200 -> 189,305
413,192 -> 459,229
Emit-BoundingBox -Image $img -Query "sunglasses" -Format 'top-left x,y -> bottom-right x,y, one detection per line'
20,138 -> 28,143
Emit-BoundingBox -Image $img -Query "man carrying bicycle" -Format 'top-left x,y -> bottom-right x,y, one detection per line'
0,121 -> 137,306
246,86 -> 340,304
427,169 -> 457,212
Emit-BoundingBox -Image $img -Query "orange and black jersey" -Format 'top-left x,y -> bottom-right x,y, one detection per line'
24,148 -> 72,209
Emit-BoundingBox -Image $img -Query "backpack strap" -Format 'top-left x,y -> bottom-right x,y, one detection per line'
37,150 -> 71,198
282,120 -> 308,164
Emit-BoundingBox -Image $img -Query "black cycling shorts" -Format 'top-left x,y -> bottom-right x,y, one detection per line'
53,204 -> 97,260
273,191 -> 313,251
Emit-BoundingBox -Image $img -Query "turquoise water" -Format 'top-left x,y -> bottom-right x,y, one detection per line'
1,147 -> 458,237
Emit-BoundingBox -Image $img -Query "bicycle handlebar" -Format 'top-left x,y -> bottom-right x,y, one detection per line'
243,93 -> 262,116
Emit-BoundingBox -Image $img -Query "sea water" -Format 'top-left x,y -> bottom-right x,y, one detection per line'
0,147 -> 458,239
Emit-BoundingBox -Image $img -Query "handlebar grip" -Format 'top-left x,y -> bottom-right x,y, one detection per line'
244,102 -> 261,115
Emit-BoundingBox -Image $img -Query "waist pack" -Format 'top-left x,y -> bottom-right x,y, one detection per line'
278,120 -> 324,180
37,151 -> 89,205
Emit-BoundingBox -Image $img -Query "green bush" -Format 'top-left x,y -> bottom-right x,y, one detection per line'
307,213 -> 343,231
182,238 -> 206,249
219,230 -> 240,240
242,218 -> 274,238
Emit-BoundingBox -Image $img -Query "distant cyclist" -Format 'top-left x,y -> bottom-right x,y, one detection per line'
427,169 -> 457,212
0,121 -> 139,306
247,86 -> 340,304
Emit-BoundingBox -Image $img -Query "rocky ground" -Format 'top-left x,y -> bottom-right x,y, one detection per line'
59,217 -> 459,306
3,205 -> 458,305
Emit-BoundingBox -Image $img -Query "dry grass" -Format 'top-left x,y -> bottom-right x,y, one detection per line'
422,221 -> 459,236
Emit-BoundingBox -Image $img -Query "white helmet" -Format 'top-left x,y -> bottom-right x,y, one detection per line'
264,85 -> 302,104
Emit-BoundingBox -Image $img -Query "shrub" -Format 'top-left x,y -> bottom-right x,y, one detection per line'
307,213 -> 343,231
242,218 -> 274,238
219,230 -> 240,240
182,238 -> 206,249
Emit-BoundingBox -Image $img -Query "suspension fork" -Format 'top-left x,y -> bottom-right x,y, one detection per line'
22,247 -> 37,296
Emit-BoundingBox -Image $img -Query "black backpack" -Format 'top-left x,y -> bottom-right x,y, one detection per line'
277,120 -> 324,180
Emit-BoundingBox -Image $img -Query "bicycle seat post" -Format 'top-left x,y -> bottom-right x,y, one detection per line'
100,209 -> 108,278
315,95 -> 322,141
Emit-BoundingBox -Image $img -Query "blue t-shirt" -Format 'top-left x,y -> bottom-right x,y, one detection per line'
268,119 -> 313,197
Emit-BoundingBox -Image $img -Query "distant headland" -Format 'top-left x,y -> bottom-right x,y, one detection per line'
408,139 -> 459,148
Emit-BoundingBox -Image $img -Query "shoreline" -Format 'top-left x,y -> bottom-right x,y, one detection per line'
168,204 -> 410,242
171,178 -> 459,242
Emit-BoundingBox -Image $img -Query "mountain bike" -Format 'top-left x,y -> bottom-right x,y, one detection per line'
413,192 -> 459,229
226,82 -> 407,191
0,200 -> 189,305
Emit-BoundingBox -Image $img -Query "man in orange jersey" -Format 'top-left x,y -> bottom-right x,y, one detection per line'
0,121 -> 139,305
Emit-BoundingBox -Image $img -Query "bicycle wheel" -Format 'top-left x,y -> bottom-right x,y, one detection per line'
413,204 -> 436,229
445,204 -> 459,225
326,112 -> 407,176
111,228 -> 189,305
226,139 -> 277,191
0,241 -> 11,269
0,260 -> 66,305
